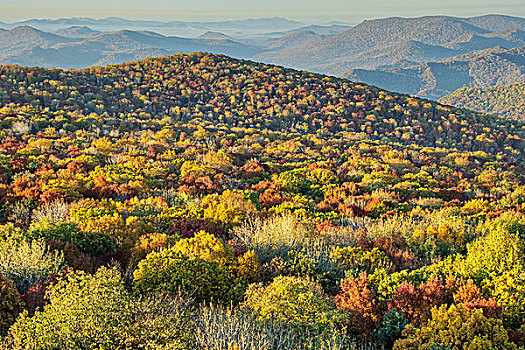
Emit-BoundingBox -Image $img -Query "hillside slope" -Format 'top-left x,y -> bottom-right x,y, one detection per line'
1,52 -> 524,157
345,46 -> 525,101
439,82 -> 525,120
256,15 -> 525,75
0,54 -> 524,350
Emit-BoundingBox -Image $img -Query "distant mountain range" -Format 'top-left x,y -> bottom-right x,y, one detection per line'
439,82 -> 525,120
4,14 -> 525,74
0,17 -> 353,69
344,46 -> 525,100
0,17 -> 341,37
256,15 -> 525,75
0,26 -> 263,69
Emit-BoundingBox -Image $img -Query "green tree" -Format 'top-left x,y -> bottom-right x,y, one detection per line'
133,247 -> 245,303
245,276 -> 339,332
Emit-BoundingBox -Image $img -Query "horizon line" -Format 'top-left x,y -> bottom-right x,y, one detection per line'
0,13 -> 522,26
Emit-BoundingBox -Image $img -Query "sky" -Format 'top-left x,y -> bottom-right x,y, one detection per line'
0,0 -> 524,23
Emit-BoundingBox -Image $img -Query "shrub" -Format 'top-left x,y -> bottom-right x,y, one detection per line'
387,278 -> 449,326
201,190 -> 257,228
0,234 -> 64,293
284,249 -> 339,292
413,223 -> 466,248
482,269 -> 525,329
335,272 -> 382,334
393,304 -> 517,350
27,218 -> 116,257
277,170 -> 311,195
375,309 -> 410,349
233,214 -> 312,263
477,211 -> 525,240
193,304 -> 350,350
134,247 -> 245,303
9,268 -> 133,348
0,223 -> 23,241
460,199 -> 491,216
235,249 -> 261,283
175,230 -> 260,282
31,200 -> 71,223
8,268 -> 193,349
131,232 -> 178,264
0,274 -> 22,336
169,218 -> 225,238
126,295 -> 194,349
331,246 -> 392,274
19,271 -> 67,317
175,230 -> 234,267
245,276 -> 339,333
465,215 -> 525,278
410,227 -> 462,263
453,279 -> 483,304
502,186 -> 525,207
193,304 -> 295,350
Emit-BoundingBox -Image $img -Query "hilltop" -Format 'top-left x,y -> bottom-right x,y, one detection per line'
1,52 -> 524,157
54,26 -> 101,38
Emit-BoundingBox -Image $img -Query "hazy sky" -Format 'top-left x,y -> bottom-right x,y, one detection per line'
1,0 -> 524,23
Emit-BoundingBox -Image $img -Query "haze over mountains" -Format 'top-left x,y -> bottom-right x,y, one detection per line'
0,17 -> 310,37
0,26 -> 263,69
2,14 -> 524,73
257,15 -> 525,75
0,17 -> 353,69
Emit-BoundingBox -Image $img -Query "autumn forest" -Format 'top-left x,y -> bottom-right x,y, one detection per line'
0,52 -> 524,349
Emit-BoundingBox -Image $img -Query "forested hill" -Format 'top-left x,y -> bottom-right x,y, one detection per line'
439,82 -> 525,120
344,46 -> 525,102
2,53 -> 525,350
1,52 -> 524,157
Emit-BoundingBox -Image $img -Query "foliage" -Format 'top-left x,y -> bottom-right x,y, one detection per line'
0,234 -> 64,293
27,218 -> 116,257
387,278 -> 450,326
132,232 -> 178,264
0,274 -> 22,337
465,213 -> 525,278
331,246 -> 392,274
335,272 -> 382,334
440,82 -> 525,120
193,303 -> 356,350
393,304 -> 517,350
133,247 -> 246,303
482,269 -> 525,329
0,52 -> 524,349
375,309 -> 410,349
8,267 -> 193,349
245,276 -> 339,333
175,230 -> 260,282
8,268 -> 133,348
234,215 -> 312,263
